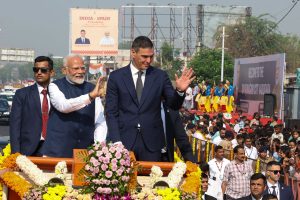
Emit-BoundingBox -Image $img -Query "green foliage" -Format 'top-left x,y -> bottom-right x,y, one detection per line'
214,16 -> 300,73
160,41 -> 174,66
165,59 -> 184,80
214,16 -> 282,58
188,48 -> 234,84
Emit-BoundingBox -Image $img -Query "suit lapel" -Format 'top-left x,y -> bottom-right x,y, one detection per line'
139,66 -> 156,108
122,66 -> 139,106
31,84 -> 42,118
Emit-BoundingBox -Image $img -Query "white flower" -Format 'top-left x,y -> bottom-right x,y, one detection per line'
16,155 -> 49,186
167,162 -> 186,188
55,161 -> 68,182
149,165 -> 163,187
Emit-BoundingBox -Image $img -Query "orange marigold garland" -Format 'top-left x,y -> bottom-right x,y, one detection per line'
180,161 -> 202,197
1,171 -> 32,197
1,153 -> 21,170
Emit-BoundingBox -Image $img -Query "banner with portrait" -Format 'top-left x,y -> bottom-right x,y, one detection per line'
70,8 -> 118,56
233,54 -> 285,117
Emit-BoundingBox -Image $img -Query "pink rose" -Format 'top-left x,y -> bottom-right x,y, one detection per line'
101,164 -> 108,171
115,152 -> 122,159
105,171 -> 113,178
112,164 -> 118,172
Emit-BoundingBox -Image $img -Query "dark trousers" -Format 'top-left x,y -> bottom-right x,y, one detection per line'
130,129 -> 162,161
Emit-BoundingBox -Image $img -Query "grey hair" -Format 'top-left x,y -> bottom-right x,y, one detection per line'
63,54 -> 84,67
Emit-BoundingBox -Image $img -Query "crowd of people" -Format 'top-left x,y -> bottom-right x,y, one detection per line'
180,109 -> 298,199
8,35 -> 296,199
183,80 -> 235,113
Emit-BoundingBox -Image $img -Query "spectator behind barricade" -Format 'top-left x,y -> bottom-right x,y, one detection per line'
270,116 -> 278,127
271,138 -> 281,162
219,131 -> 233,158
232,133 -> 244,148
244,134 -> 258,161
289,130 -> 300,142
212,127 -> 226,145
271,124 -> 284,144
288,139 -> 297,155
250,112 -> 261,127
252,146 -> 273,175
186,123 -> 196,137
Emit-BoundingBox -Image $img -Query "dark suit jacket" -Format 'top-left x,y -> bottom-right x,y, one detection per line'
10,84 -> 43,155
164,104 -> 195,162
75,37 -> 90,44
105,65 -> 184,156
204,194 -> 217,200
264,182 -> 294,200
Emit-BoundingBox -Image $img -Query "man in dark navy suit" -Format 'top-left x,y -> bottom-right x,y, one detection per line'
105,36 -> 195,161
75,29 -> 90,44
264,161 -> 293,200
161,102 -> 195,162
10,56 -> 54,156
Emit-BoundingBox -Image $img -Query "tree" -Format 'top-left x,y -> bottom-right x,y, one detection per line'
188,48 -> 234,84
214,16 -> 283,58
165,59 -> 184,80
160,41 -> 174,66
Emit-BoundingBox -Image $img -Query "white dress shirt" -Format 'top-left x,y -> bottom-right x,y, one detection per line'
244,145 -> 258,160
267,181 -> 280,200
207,158 -> 231,200
130,63 -> 146,87
48,78 -> 107,142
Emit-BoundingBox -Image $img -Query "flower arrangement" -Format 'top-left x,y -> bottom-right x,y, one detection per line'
167,162 -> 186,188
16,155 -> 49,186
1,152 -> 21,170
156,188 -> 181,200
149,166 -> 163,187
43,185 -> 66,200
173,152 -> 183,162
0,143 -> 11,168
1,171 -> 32,198
0,143 -> 11,199
180,161 -> 202,197
255,159 -> 261,173
83,142 -> 132,199
55,161 -> 68,183
63,187 -> 92,200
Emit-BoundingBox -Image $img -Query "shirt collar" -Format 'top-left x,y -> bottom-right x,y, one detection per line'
267,180 -> 279,188
36,83 -> 46,93
130,62 -> 146,76
251,195 -> 262,200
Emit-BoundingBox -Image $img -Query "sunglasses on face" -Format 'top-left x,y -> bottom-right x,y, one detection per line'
269,170 -> 280,175
33,67 -> 50,73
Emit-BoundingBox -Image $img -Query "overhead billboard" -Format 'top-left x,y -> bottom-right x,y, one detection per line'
70,8 -> 118,56
233,54 -> 285,117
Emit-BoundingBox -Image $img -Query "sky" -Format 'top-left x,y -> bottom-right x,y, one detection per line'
0,0 -> 299,56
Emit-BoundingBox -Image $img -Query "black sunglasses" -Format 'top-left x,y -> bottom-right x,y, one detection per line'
269,170 -> 280,175
33,67 -> 50,73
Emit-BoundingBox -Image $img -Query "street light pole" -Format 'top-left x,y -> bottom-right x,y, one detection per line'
221,26 -> 225,82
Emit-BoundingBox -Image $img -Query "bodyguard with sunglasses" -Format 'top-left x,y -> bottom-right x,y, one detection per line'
264,161 -> 293,200
10,56 -> 54,156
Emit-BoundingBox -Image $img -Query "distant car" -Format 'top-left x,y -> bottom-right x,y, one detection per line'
0,99 -> 10,124
0,93 -> 14,107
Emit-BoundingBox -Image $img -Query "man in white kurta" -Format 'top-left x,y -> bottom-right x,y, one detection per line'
206,145 -> 230,200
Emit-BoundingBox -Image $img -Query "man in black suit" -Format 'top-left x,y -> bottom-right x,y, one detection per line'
105,36 -> 195,161
10,56 -> 54,156
75,29 -> 90,44
264,161 -> 293,200
245,173 -> 267,200
161,102 -> 195,162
